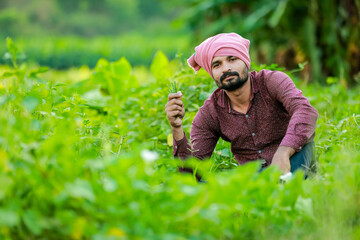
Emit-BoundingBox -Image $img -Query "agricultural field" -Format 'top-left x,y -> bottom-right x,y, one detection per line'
0,38 -> 360,239
0,34 -> 191,69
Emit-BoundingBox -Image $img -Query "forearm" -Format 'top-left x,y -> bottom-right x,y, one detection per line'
172,129 -> 192,160
171,126 -> 185,141
271,146 -> 295,173
172,126 -> 192,159
276,146 -> 295,158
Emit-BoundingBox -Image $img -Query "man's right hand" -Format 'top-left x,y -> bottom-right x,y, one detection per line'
165,91 -> 185,140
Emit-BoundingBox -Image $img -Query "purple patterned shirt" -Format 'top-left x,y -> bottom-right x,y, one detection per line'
173,69 -> 318,166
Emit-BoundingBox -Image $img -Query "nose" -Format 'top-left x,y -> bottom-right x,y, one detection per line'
222,62 -> 231,73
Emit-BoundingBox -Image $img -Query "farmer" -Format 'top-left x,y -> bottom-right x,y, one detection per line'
165,33 -> 318,176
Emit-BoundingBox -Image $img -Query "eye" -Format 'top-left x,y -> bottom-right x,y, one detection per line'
212,63 -> 220,69
229,57 -> 237,61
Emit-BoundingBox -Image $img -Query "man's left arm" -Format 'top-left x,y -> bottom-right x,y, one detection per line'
265,71 -> 319,173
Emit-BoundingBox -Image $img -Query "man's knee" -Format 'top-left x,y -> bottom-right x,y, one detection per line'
290,141 -> 316,178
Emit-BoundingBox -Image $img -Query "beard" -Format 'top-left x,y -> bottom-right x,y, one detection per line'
216,68 -> 249,92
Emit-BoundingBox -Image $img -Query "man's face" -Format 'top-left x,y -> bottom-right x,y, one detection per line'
211,56 -> 249,92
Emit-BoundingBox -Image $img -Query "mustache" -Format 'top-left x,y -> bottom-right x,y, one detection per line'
220,71 -> 239,82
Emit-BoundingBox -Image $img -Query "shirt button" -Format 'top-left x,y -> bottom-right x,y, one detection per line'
258,150 -> 262,154
252,133 -> 255,136
175,146 -> 178,149
245,115 -> 249,118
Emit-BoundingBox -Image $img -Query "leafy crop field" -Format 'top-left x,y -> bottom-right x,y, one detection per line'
0,39 -> 359,239
0,34 -> 191,69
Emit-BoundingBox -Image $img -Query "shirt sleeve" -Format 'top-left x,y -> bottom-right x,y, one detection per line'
172,132 -> 192,159
265,71 -> 319,152
173,104 -> 220,160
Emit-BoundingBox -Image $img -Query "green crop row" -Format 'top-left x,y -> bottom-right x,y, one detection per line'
0,33 -> 191,69
0,38 -> 359,239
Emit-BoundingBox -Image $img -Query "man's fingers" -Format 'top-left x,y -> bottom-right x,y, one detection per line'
165,92 -> 185,128
167,111 -> 182,118
166,108 -> 184,118
168,91 -> 182,101
166,104 -> 185,118
165,99 -> 184,109
165,105 -> 183,112
180,107 -> 185,116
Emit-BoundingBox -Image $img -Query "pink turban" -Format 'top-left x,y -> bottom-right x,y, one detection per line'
187,33 -> 251,76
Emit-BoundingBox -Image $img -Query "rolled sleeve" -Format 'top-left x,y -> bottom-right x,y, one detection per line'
266,71 -> 319,151
280,133 -> 307,152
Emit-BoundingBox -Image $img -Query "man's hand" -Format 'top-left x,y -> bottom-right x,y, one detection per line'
271,146 -> 295,174
165,91 -> 185,140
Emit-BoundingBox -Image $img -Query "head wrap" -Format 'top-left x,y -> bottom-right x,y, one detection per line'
187,33 -> 251,76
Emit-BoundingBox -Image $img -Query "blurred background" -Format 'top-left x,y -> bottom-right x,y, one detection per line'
0,0 -> 359,86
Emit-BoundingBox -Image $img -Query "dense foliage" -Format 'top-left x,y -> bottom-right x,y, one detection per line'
0,39 -> 359,239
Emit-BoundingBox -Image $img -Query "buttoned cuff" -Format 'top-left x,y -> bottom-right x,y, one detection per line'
280,134 -> 307,152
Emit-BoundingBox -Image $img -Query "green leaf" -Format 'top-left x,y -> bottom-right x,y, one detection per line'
91,57 -> 137,95
150,51 -> 173,81
242,3 -> 276,32
269,0 -> 288,27
29,67 -> 49,78
6,37 -> 18,56
111,57 -> 137,91
0,175 -> 13,200
295,196 -> 314,217
0,96 -> 8,108
82,89 -> 111,108
168,81 -> 178,93
3,52 -> 12,61
298,61 -> 308,70
54,82 -> 66,87
112,57 -> 131,79
0,209 -> 19,227
326,76 -> 338,85
1,71 -> 16,78
65,179 -> 95,202
5,37 -> 19,68
23,210 -> 43,235
94,58 -> 110,71
103,176 -> 118,192
180,185 -> 198,196
22,96 -> 39,112
218,148 -> 230,158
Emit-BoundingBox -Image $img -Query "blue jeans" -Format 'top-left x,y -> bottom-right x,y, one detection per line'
290,141 -> 315,177
260,141 -> 316,178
